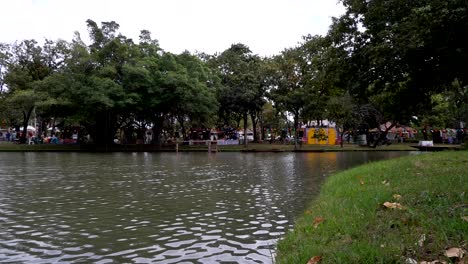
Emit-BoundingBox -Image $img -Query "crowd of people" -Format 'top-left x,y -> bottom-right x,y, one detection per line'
0,129 -> 79,144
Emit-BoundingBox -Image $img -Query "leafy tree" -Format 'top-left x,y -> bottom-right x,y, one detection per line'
270,48 -> 308,149
300,35 -> 342,125
65,19 -> 139,145
326,93 -> 360,147
420,80 -> 468,129
3,40 -> 68,143
261,101 -> 286,141
139,51 -> 184,145
172,52 -> 219,138
213,43 -> 263,147
248,57 -> 273,142
0,43 -> 10,95
0,43 -> 12,128
330,0 -> 468,132
447,80 -> 468,128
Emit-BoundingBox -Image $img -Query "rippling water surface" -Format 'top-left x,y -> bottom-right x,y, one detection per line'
0,152 -> 412,263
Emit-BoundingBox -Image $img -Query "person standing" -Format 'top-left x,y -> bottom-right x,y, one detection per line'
72,131 -> 78,143
456,128 -> 464,144
51,133 -> 58,144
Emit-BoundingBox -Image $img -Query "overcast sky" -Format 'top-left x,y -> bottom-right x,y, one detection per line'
1,0 -> 345,56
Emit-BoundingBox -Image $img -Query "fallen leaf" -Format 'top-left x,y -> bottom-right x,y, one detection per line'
305,210 -> 313,215
462,216 -> 468,222
383,202 -> 405,210
307,256 -> 321,264
382,180 -> 390,186
393,194 -> 402,200
313,217 -> 325,228
445,247 -> 465,258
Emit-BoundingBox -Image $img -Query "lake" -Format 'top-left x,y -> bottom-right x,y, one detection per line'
0,151 -> 414,263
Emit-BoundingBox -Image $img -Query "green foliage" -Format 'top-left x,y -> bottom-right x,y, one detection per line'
326,93 -> 362,146
262,102 -> 286,137
330,0 -> 468,126
0,39 -> 67,142
211,43 -> 263,127
2,9 -> 467,144
0,43 -> 10,95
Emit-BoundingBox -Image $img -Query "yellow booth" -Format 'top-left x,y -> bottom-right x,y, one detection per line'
306,127 -> 337,145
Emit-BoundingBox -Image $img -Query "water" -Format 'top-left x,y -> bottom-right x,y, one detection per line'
0,152 -> 413,263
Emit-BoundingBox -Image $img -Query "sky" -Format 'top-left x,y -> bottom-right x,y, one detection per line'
1,0 -> 345,56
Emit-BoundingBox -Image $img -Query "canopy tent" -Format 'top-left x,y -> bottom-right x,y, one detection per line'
47,127 -> 61,132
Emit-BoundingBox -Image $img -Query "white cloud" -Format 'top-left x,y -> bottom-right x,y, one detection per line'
0,0 -> 345,56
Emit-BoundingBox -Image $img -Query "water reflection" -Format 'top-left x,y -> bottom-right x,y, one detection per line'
0,152 -> 413,263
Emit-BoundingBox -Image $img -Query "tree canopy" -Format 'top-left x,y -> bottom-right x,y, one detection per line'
0,4 -> 466,145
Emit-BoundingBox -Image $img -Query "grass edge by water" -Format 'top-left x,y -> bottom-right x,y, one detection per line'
275,151 -> 468,264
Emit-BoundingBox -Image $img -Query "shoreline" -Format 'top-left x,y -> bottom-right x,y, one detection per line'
0,142 -> 456,153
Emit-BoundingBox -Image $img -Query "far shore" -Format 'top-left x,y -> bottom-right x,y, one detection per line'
0,141 -> 461,152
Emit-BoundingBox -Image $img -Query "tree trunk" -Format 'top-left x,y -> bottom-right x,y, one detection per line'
177,115 -> 186,139
20,107 -> 34,144
40,118 -> 48,138
340,126 -> 344,148
94,110 -> 118,147
243,112 -> 248,148
250,112 -> 258,142
152,115 -> 165,147
294,113 -> 299,150
381,122 -> 396,145
260,114 -> 265,142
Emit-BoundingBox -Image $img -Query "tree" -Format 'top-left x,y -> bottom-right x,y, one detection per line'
261,101 -> 286,141
447,80 -> 468,128
65,19 -> 138,145
212,43 -> 263,147
300,35 -> 341,125
0,43 -> 10,95
329,0 -> 468,131
270,48 -> 308,149
0,43 -> 12,128
171,52 -> 219,138
420,80 -> 468,129
3,40 -> 67,143
326,93 -> 360,147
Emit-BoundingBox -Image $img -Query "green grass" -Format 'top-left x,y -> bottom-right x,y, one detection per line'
276,151 -> 468,263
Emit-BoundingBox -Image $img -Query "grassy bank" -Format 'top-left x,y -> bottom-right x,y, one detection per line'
276,151 -> 467,263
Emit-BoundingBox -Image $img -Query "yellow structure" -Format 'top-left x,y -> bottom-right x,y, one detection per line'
307,127 -> 337,145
